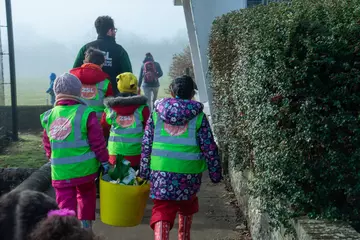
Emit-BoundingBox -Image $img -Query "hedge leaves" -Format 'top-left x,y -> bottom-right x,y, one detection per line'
210,0 -> 360,230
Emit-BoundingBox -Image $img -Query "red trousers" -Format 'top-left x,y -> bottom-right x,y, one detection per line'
54,181 -> 96,221
150,196 -> 199,229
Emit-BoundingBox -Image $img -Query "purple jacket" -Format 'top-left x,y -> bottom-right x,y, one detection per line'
140,98 -> 222,201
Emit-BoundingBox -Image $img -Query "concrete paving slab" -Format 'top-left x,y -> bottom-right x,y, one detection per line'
93,176 -> 251,240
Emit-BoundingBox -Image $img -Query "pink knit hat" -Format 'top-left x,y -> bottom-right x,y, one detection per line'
53,73 -> 82,97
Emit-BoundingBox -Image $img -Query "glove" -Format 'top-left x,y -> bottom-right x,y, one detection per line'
101,162 -> 110,175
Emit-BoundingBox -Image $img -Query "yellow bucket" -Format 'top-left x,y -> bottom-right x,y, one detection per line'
100,176 -> 150,227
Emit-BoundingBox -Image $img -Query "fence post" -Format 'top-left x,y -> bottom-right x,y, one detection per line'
5,0 -> 18,141
0,23 -> 5,106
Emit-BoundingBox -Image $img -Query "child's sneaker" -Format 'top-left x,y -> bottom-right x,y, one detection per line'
81,220 -> 93,230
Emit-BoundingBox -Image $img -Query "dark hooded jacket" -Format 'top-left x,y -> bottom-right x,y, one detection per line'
138,55 -> 163,88
73,35 -> 132,95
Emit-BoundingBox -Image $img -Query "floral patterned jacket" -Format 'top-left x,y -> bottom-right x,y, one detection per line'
140,98 -> 222,200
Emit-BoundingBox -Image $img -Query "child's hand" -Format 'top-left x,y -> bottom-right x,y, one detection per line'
137,89 -> 141,95
101,162 -> 110,174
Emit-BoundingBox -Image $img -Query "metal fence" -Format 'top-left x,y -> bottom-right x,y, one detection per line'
0,24 -> 4,107
0,20 -> 52,146
0,24 -> 8,141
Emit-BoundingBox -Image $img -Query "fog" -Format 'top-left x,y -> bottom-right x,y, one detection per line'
0,0 -> 188,81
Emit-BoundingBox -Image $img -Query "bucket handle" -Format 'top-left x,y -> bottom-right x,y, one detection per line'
99,172 -> 148,186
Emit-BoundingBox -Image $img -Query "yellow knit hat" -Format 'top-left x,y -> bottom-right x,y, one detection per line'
116,72 -> 138,94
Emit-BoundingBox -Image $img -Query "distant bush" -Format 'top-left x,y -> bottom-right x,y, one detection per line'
209,0 -> 360,230
169,46 -> 195,80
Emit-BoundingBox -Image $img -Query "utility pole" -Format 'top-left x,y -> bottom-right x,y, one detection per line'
5,0 -> 18,141
0,23 -> 5,106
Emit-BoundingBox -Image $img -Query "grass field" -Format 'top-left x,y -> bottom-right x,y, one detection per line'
4,79 -> 50,106
3,76 -> 172,106
0,134 -> 47,168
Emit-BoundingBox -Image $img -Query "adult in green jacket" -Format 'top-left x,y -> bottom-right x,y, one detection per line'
73,16 -> 132,96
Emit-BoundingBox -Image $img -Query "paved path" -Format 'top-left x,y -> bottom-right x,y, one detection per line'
93,176 -> 251,240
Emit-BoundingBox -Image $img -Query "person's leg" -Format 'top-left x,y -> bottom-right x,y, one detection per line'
143,87 -> 153,110
178,196 -> 199,240
154,221 -> 171,240
55,186 -> 77,215
151,200 -> 178,240
50,92 -> 55,105
76,181 -> 97,229
152,87 -> 159,108
178,215 -> 193,240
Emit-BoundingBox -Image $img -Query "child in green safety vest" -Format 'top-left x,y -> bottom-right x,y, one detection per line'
101,72 -> 150,170
70,47 -> 114,121
40,73 -> 110,231
139,75 -> 222,240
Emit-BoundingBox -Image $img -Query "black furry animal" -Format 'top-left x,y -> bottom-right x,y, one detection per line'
0,190 -> 58,240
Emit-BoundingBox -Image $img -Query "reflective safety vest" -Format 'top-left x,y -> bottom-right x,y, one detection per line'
80,80 -> 110,120
40,105 -> 100,181
150,112 -> 207,174
106,105 -> 145,156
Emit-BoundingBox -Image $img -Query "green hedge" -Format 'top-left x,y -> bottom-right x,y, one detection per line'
209,0 -> 360,230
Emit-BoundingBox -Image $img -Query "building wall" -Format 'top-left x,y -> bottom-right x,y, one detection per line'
181,0 -> 247,113
178,0 -> 279,112
182,0 -> 206,103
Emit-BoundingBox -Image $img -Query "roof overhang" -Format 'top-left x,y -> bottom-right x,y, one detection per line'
174,0 -> 182,6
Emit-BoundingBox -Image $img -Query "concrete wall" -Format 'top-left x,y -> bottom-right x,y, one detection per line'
228,160 -> 360,239
0,106 -> 50,134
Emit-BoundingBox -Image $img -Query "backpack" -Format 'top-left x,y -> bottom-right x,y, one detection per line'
143,61 -> 157,83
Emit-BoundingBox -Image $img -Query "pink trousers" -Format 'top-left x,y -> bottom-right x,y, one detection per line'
54,181 -> 96,220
